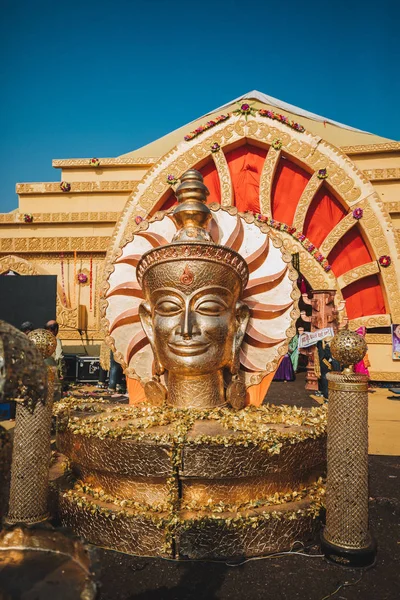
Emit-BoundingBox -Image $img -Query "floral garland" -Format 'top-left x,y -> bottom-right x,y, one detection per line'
89,257 -> 93,311
182,107 -> 306,144
59,252 -> 68,306
57,400 -> 326,554
252,212 -> 332,272
23,213 -> 33,223
57,401 -> 327,451
259,109 -> 306,133
184,114 -> 230,141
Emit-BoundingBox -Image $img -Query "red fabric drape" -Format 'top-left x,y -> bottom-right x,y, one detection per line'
342,275 -> 386,319
303,188 -> 347,249
159,190 -> 177,211
200,161 -> 221,204
225,144 -> 268,213
328,228 -> 372,277
271,160 -> 310,224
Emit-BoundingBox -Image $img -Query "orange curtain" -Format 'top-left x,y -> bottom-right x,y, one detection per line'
159,190 -> 177,211
342,275 -> 386,319
200,161 -> 221,204
271,160 -> 310,223
303,188 -> 347,248
328,228 -> 372,277
225,144 -> 268,213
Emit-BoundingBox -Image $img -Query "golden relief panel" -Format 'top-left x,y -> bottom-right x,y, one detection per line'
259,147 -> 281,216
337,261 -> 380,289
363,168 -> 400,181
349,314 -> 391,329
341,142 -> 400,155
4,211 -> 120,223
52,157 -> 158,168
211,149 -> 233,206
370,371 -> 400,381
385,202 -> 400,213
292,173 -> 323,231
16,181 -> 139,194
365,334 -> 391,344
0,237 -> 111,253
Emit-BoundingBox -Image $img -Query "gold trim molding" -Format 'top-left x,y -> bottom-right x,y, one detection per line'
52,157 -> 158,168
211,150 -> 233,206
0,211 -> 120,224
341,142 -> 400,155
349,314 -> 392,329
370,371 -> 400,381
363,168 -> 400,181
0,236 -> 111,253
365,334 -> 391,344
337,261 -> 380,289
385,202 -> 400,213
292,173 -> 322,231
16,181 -> 139,195
259,147 -> 281,216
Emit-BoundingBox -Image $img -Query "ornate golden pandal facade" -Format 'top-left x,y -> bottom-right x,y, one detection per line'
0,93 -> 399,376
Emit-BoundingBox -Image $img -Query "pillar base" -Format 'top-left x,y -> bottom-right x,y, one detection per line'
321,529 -> 377,568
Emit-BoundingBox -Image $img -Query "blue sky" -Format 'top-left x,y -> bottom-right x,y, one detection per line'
0,0 -> 398,212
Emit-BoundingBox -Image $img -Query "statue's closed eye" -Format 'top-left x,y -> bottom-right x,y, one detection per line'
195,300 -> 226,316
155,300 -> 182,316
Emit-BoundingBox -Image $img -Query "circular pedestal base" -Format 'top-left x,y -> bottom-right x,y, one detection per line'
53,401 -> 327,559
321,530 -> 377,568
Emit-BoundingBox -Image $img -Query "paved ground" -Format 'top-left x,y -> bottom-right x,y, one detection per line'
94,454 -> 400,600
1,375 -> 399,599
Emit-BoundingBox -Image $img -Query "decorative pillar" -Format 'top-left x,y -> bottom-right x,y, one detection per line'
321,329 -> 376,567
6,329 -> 56,525
301,290 -> 344,391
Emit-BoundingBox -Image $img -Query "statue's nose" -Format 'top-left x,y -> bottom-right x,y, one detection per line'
181,308 -> 192,340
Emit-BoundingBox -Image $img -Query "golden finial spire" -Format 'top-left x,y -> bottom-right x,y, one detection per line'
171,169 -> 212,242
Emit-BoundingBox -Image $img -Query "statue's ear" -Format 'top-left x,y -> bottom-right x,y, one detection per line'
230,302 -> 250,375
139,301 -> 165,375
139,302 -> 153,342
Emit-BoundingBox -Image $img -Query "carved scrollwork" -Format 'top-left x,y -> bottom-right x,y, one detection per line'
337,261 -> 380,289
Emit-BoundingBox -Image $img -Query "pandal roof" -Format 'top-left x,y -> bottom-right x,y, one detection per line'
120,90 -> 394,159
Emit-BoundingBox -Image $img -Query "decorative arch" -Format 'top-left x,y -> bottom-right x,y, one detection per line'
102,114 -> 400,330
0,255 -> 78,329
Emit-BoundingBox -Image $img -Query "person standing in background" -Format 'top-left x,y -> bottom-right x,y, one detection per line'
44,320 -> 66,381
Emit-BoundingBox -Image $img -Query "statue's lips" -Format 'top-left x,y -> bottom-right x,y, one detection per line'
168,341 -> 211,356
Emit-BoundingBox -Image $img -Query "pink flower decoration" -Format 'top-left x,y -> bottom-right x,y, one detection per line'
60,181 -> 71,192
77,272 -> 88,284
352,207 -> 363,220
135,216 -> 143,225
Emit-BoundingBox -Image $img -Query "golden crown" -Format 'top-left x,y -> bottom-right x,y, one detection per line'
136,170 -> 249,291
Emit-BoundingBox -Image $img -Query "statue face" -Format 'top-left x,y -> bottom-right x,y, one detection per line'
139,285 -> 249,376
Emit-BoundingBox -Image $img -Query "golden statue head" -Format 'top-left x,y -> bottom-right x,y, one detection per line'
136,170 -> 250,409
